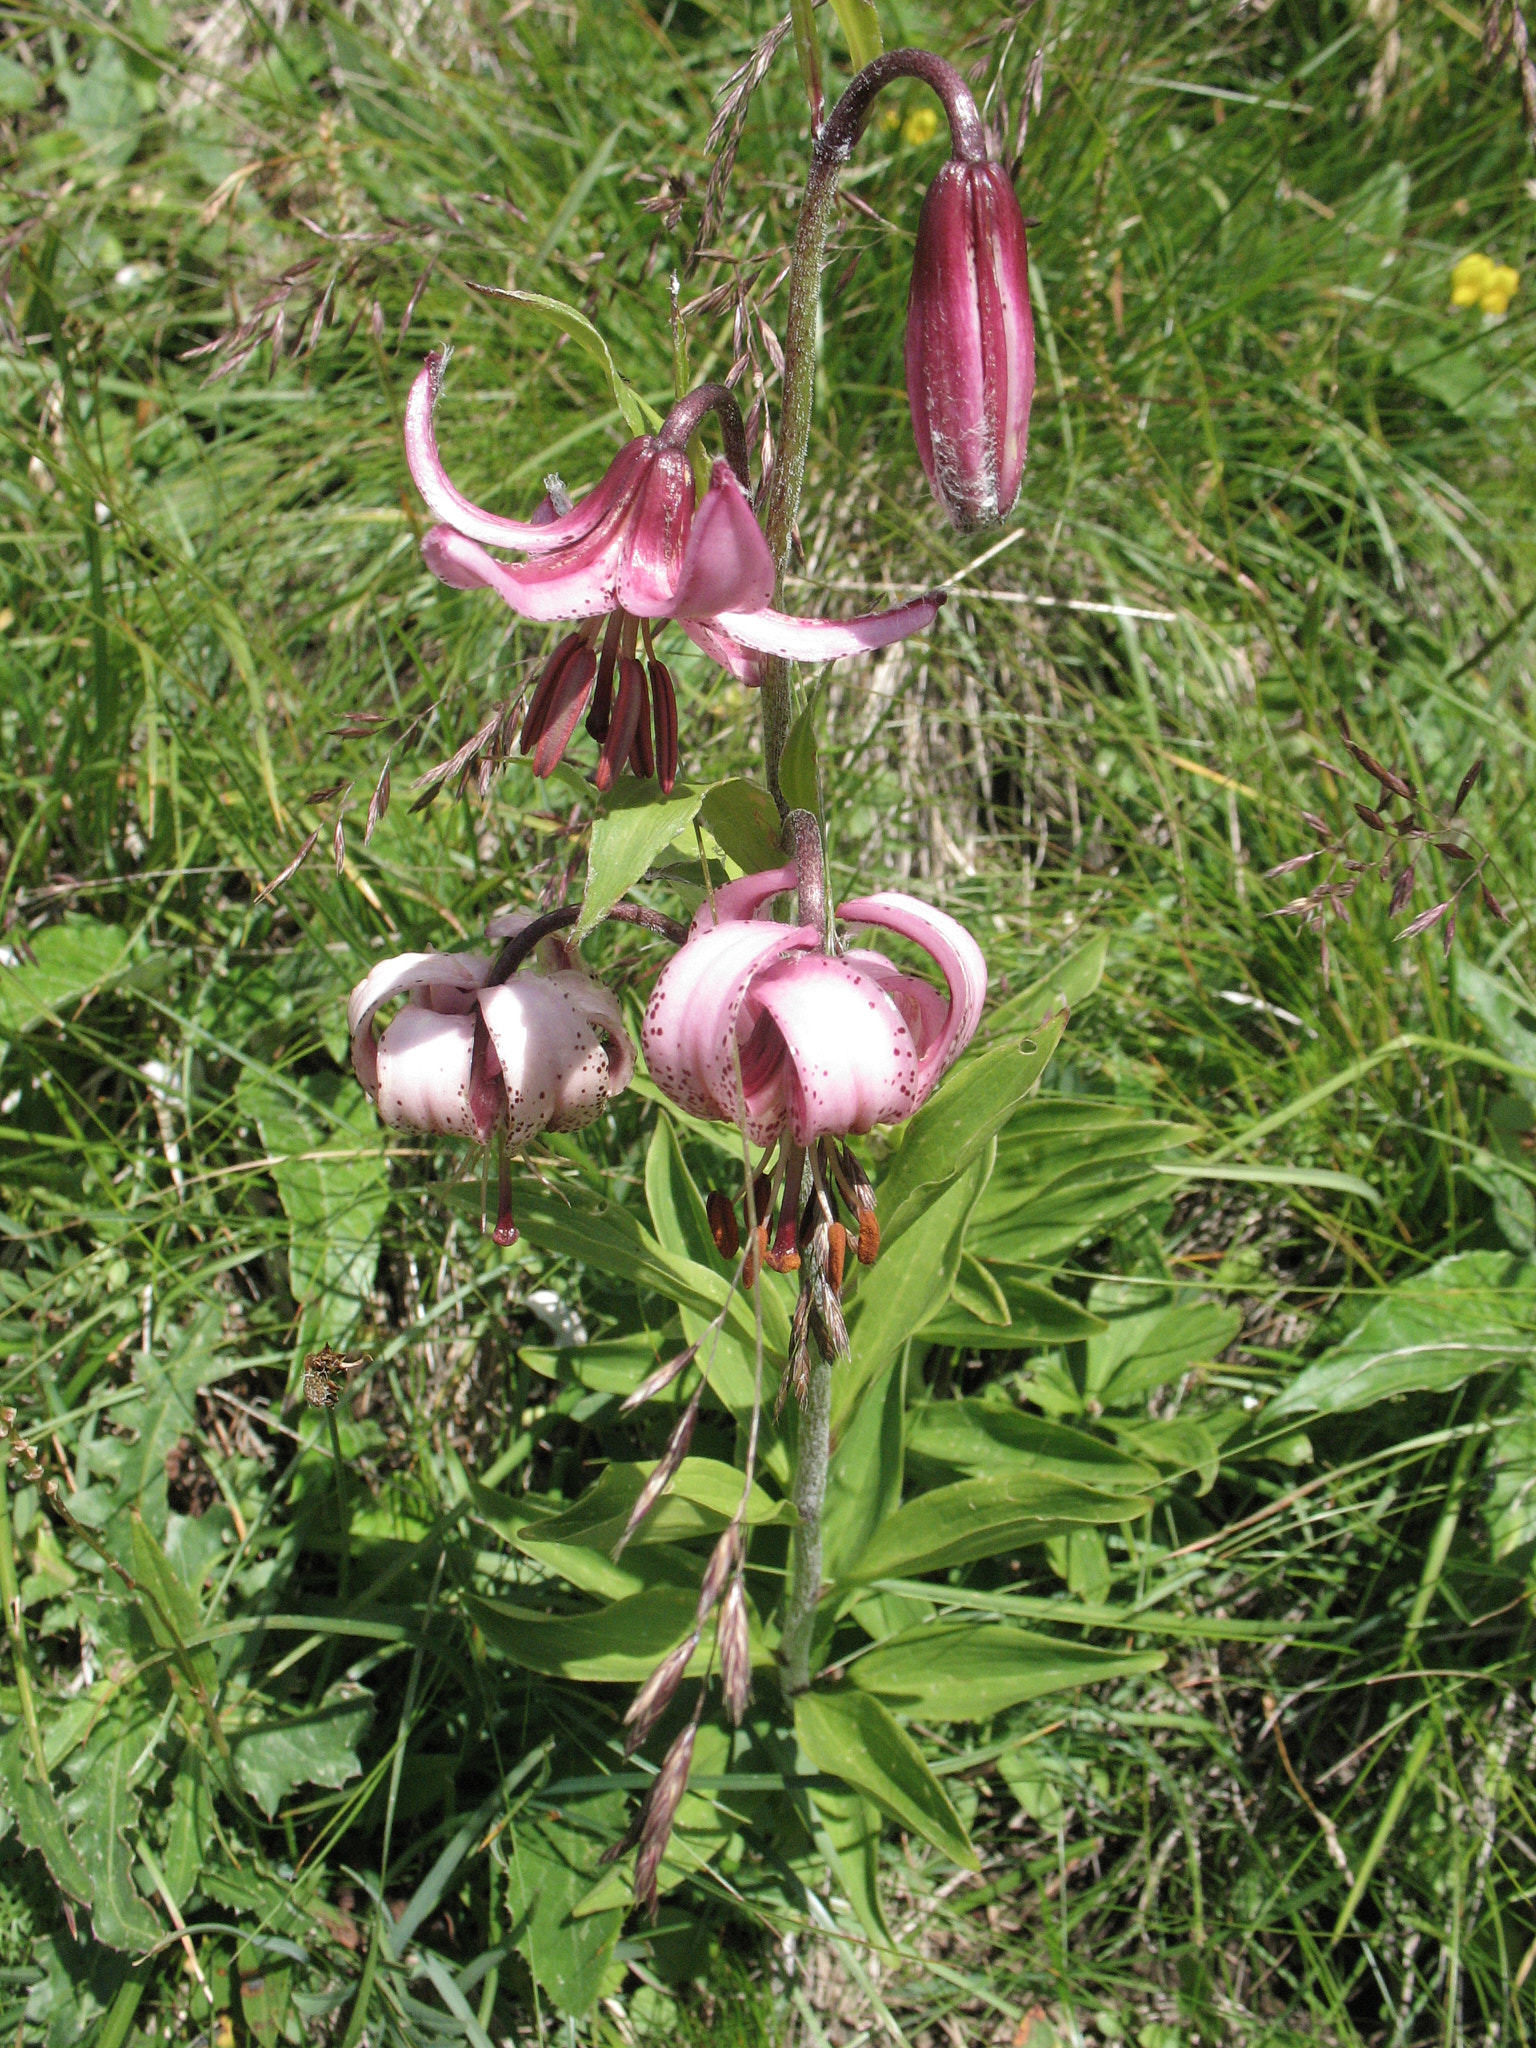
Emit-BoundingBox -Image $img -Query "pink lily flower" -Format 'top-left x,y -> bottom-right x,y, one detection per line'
348,912 -> 635,1244
404,353 -> 944,789
642,864 -> 986,1150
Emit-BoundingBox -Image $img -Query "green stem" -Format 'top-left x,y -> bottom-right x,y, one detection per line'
757,48 -> 985,806
778,1351 -> 831,1697
0,1500 -> 49,1778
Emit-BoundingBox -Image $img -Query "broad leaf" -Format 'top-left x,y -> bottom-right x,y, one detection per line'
0,918 -> 131,1034
967,1099 -> 1197,1263
778,691 -> 821,813
916,1267 -> 1107,1352
645,1115 -> 718,1271
0,1726 -> 93,1912
796,1689 -> 976,1870
810,1785 -> 893,1952
1110,1416 -> 1221,1495
1457,960 -> 1536,1109
849,1619 -> 1165,1720
131,1511 -> 219,1711
822,1348 -> 905,1589
232,1684 -> 372,1818
828,0 -> 883,70
878,1024 -> 1066,1246
1086,1300 -> 1244,1408
848,1472 -> 1151,1583
577,778 -> 703,939
976,932 -> 1108,1042
504,1794 -> 627,2016
904,1401 -> 1155,1490
1267,1251 -> 1536,1419
699,779 -> 784,875
236,1068 -> 389,1358
470,1586 -> 714,1680
834,1146 -> 993,1434
65,1711 -> 163,1951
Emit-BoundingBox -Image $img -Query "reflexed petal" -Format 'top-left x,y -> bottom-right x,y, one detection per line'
423,519 -> 626,623
843,949 -> 950,1056
374,1006 -> 479,1137
749,956 -> 922,1140
693,863 -> 798,935
349,951 -> 491,1098
643,918 -> 816,1141
670,461 -> 776,619
613,447 -> 695,618
837,893 -> 988,1102
711,591 -> 943,660
677,617 -> 762,684
479,977 -> 605,1146
404,353 -> 646,555
547,968 -> 637,1099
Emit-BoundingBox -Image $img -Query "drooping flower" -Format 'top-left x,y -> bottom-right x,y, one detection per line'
405,353 -> 944,789
1450,252 -> 1519,317
348,911 -> 634,1243
641,856 -> 986,1316
905,152 -> 1035,532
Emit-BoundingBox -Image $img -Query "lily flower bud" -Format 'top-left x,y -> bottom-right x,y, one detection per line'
905,155 -> 1035,532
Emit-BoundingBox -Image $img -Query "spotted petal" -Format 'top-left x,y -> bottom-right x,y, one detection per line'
747,955 -> 923,1142
349,950 -> 492,1099
710,591 -> 943,661
837,893 -> 988,1101
374,1006 -> 478,1137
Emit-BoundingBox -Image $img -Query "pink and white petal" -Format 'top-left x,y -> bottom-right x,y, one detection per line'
374,1007 -> 479,1137
423,524 -> 624,623
837,893 -> 988,1101
614,448 -> 695,618
677,616 -> 763,684
547,968 -> 637,1100
843,950 -> 951,1057
642,918 -> 814,1132
670,462 -> 776,619
749,956 -> 923,1141
404,355 -> 642,554
480,978 -> 600,1146
349,951 -> 490,1098
709,591 -> 944,661
692,863 -> 798,935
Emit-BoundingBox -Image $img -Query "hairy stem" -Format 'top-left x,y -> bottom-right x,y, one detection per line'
778,1348 -> 831,1696
758,49 -> 986,808
658,381 -> 751,487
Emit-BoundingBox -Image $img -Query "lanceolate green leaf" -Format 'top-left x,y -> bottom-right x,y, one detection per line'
833,1145 -> 992,1436
0,1725 -> 93,1913
915,1270 -> 1107,1351
473,283 -> 660,438
828,0 -> 883,71
904,1402 -> 1156,1490
796,1688 -> 977,1870
877,1023 -> 1066,1245
0,918 -> 131,1035
809,1785 -> 893,1952
847,1473 -> 1152,1584
849,1619 -> 1166,1721
576,778 -> 703,939
1267,1250 -> 1536,1418
68,1714 -> 164,1952
698,778 -> 784,875
645,1115 -> 718,1271
469,1586 -> 747,1681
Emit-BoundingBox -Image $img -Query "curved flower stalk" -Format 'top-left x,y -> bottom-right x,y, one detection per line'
348,908 -> 637,1245
405,354 -> 943,789
642,815 -> 986,1386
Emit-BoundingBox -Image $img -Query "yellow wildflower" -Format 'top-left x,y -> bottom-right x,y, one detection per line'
881,106 -> 902,131
902,106 -> 940,147
1450,252 -> 1520,315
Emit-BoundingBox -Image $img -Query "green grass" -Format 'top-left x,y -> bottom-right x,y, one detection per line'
3,0 -> 1536,2042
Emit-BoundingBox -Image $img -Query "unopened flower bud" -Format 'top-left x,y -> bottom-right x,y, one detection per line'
905,156 -> 1035,532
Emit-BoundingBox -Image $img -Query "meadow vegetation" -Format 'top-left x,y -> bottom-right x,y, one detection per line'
3,0 -> 1536,2042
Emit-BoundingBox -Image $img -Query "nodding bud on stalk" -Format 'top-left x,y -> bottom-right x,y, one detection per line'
718,1581 -> 752,1726
906,152 -> 1035,532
